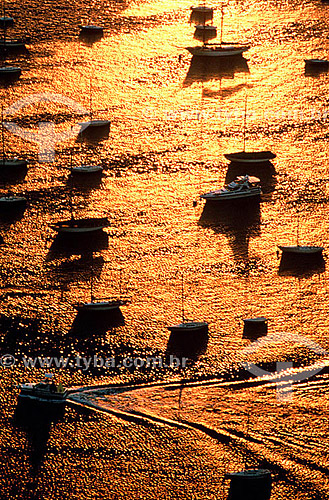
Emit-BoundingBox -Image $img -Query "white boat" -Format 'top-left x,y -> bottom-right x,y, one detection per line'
200,175 -> 261,201
19,374 -> 68,403
51,216 -> 110,234
278,245 -> 323,255
71,164 -> 103,175
187,6 -> 250,58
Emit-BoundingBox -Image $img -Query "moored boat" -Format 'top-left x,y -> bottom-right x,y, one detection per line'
51,216 -> 110,234
224,151 -> 276,164
200,175 -> 261,201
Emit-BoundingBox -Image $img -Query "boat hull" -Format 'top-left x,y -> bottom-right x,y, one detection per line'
278,245 -> 323,255
187,45 -> 249,57
201,189 -> 261,201
74,300 -> 124,313
51,217 -> 110,234
224,151 -> 276,163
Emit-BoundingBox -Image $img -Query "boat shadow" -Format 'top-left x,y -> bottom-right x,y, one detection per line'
76,125 -> 110,144
13,399 -> 65,472
199,200 -> 261,262
67,172 -> 104,191
183,55 -> 249,87
69,308 -> 125,337
278,253 -> 326,277
166,328 -> 209,361
46,230 -> 109,259
44,254 -> 105,285
0,164 -> 28,184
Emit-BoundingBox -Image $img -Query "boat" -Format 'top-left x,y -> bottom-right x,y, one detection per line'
225,97 -> 276,164
18,374 -> 68,404
0,38 -> 27,55
0,65 -> 21,83
243,317 -> 268,337
224,151 -> 276,163
71,164 -> 103,176
225,469 -> 272,500
278,245 -> 323,255
79,24 -> 104,39
0,195 -> 26,208
304,58 -> 329,69
74,266 -> 127,314
0,16 -> 13,28
277,210 -> 324,257
187,6 -> 250,58
167,274 -> 208,335
200,175 -> 261,201
51,216 -> 110,234
190,5 -> 214,24
1,106 -> 28,171
78,79 -> 110,137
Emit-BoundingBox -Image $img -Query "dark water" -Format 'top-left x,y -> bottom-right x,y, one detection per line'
1,0 -> 329,498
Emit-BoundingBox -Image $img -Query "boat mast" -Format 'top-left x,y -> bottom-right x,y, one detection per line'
243,95 -> 248,152
1,105 -> 5,161
90,260 -> 95,302
220,4 -> 224,46
89,77 -> 93,121
296,207 -> 300,247
181,273 -> 185,324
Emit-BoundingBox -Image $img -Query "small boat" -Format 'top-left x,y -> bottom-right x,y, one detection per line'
74,266 -> 127,315
200,175 -> 261,201
78,79 -> 110,138
51,216 -> 110,234
187,6 -> 250,58
0,39 -> 27,54
0,66 -> 21,82
225,469 -> 272,500
70,164 -> 103,176
0,195 -> 26,207
304,58 -> 329,68
278,210 -> 324,257
225,97 -> 276,164
224,151 -> 276,164
190,5 -> 214,24
243,317 -> 268,337
79,25 -> 104,39
0,16 -> 14,28
18,374 -> 68,404
0,158 -> 28,170
74,298 -> 125,313
278,245 -> 323,255
168,321 -> 209,335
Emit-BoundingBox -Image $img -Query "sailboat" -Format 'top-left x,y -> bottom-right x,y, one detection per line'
78,78 -> 110,138
79,24 -> 104,40
51,184 -> 110,234
187,5 -> 250,58
1,106 -> 28,172
224,98 -> 276,164
278,209 -> 323,256
167,275 -> 208,335
63,150 -> 103,177
74,267 -> 126,314
0,5 -> 21,84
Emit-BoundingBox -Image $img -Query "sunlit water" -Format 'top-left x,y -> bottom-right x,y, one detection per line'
1,0 -> 329,498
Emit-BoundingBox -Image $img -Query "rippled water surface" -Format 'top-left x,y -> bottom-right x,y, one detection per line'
1,0 -> 329,498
